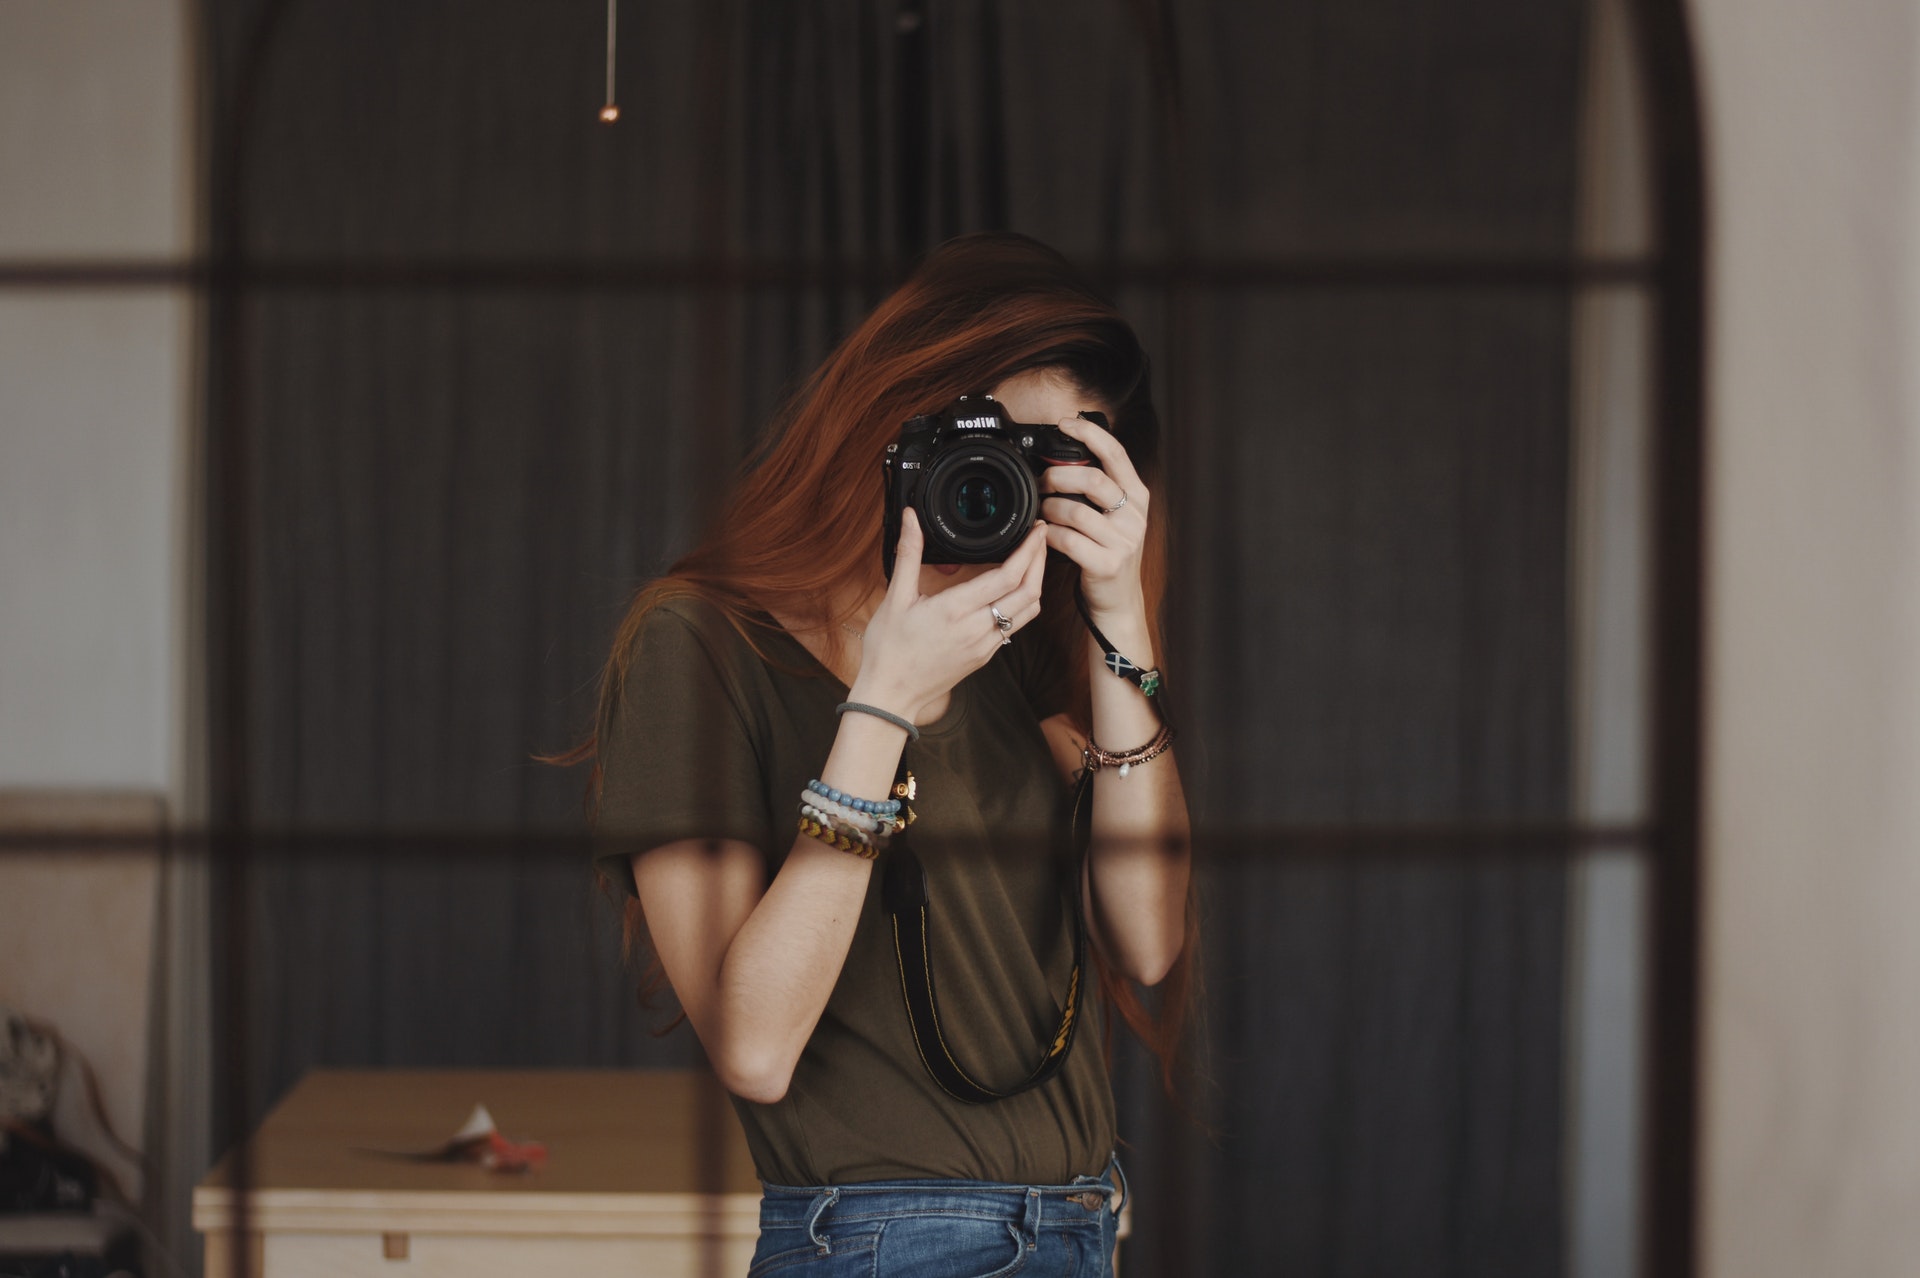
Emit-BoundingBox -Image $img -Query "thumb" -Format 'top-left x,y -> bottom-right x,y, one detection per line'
888,507 -> 924,600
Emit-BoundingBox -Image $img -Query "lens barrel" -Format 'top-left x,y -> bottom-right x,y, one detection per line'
919,439 -> 1037,562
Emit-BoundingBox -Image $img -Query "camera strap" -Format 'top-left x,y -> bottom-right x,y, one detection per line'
880,578 -> 1169,1104
881,761 -> 1090,1104
1072,582 -> 1164,699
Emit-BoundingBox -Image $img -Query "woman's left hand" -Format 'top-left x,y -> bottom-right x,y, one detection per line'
1039,417 -> 1151,623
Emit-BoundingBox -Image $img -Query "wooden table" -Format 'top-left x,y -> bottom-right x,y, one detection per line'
193,1069 -> 760,1278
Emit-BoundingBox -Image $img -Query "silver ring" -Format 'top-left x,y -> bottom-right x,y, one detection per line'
989,603 -> 1013,634
1099,492 -> 1129,516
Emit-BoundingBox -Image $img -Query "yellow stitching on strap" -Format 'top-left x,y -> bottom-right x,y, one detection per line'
892,915 -> 951,1094
1050,966 -> 1081,1057
919,906 -> 989,1090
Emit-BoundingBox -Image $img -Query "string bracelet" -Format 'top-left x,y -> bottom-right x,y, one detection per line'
806,778 -> 901,817
836,701 -> 922,742
1080,723 -> 1177,778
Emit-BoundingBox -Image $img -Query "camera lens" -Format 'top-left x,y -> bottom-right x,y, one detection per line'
920,442 -> 1037,562
954,476 -> 1000,527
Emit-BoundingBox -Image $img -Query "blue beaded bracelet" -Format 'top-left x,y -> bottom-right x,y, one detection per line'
807,778 -> 900,816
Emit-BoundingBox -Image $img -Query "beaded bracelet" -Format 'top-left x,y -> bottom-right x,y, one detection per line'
802,796 -> 893,838
806,779 -> 900,818
797,813 -> 882,859
800,793 -> 907,840
1080,723 -> 1177,778
798,805 -> 879,855
800,802 -> 895,849
811,800 -> 879,834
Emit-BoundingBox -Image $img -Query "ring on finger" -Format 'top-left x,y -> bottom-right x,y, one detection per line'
1098,492 -> 1129,517
989,603 -> 1014,634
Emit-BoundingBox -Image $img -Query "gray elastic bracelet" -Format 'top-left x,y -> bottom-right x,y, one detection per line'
836,701 -> 921,741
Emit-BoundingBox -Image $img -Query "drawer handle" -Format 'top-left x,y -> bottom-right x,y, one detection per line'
383,1233 -> 410,1260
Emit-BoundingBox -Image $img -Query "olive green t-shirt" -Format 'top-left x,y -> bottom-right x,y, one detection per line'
592,595 -> 1114,1187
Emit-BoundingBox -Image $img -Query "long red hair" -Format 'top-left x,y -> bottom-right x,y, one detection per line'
564,231 -> 1195,1093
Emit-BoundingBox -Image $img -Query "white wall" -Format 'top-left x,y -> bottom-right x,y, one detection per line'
1693,1 -> 1920,1276
0,0 -> 196,798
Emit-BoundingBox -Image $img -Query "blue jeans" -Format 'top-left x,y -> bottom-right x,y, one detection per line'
746,1156 -> 1128,1278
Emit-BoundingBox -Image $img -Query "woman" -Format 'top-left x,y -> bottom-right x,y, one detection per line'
583,232 -> 1193,1277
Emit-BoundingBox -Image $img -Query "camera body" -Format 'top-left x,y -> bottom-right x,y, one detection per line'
882,395 -> 1106,577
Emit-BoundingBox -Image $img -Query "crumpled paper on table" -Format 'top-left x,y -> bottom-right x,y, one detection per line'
354,1103 -> 548,1173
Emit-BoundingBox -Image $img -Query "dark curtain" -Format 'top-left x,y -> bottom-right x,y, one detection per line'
208,1 -> 1583,1273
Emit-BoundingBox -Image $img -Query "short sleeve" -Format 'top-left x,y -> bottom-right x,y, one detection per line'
591,602 -> 776,898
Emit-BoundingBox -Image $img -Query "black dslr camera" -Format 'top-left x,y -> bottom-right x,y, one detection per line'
882,395 -> 1108,577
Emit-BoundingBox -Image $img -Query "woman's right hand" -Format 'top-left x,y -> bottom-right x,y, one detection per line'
848,508 -> 1049,722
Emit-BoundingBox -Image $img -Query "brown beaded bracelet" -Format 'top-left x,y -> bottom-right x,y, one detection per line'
1081,722 -> 1177,778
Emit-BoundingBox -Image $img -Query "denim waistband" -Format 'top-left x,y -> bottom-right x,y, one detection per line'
757,1153 -> 1128,1244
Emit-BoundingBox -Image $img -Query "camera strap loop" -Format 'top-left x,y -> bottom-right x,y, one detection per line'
1073,582 -> 1165,701
881,758 -> 1089,1104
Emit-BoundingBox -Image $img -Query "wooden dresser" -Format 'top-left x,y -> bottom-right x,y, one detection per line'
193,1069 -> 760,1277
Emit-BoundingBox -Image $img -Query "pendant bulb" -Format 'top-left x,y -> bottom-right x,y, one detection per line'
599,0 -> 619,123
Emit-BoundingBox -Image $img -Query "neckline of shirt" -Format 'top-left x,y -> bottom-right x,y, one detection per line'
754,611 -> 974,740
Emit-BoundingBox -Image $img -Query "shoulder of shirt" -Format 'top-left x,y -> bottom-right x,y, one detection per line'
646,592 -> 729,637
639,594 -> 771,675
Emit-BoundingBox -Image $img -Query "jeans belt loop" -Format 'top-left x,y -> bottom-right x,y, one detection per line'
1023,1186 -> 1043,1251
806,1187 -> 840,1253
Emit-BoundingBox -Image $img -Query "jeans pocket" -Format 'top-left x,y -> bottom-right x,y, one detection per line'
872,1214 -> 1030,1278
747,1226 -> 881,1277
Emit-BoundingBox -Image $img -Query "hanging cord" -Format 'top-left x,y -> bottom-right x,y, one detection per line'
878,575 -> 1170,1103
599,0 -> 620,123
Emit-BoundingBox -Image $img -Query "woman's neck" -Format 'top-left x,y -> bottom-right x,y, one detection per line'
771,581 -> 883,684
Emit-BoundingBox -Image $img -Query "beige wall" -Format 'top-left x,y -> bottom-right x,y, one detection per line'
0,792 -> 165,1204
1693,1 -> 1920,1276
0,0 -> 200,1252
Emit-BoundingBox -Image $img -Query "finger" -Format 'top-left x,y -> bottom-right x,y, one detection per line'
1040,492 -> 1124,548
888,508 -> 924,599
997,528 -> 1049,615
944,523 -> 1047,612
1058,417 -> 1147,498
1041,463 -> 1130,512
1017,528 -> 1049,600
988,554 -> 1047,635
1044,521 -> 1119,575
